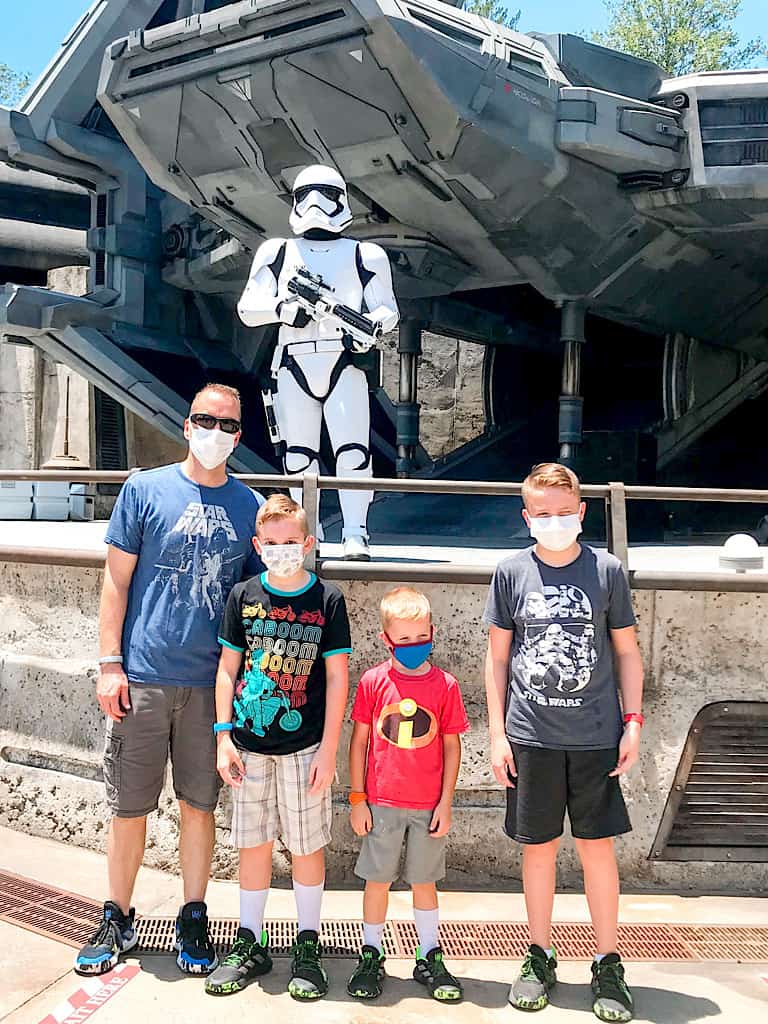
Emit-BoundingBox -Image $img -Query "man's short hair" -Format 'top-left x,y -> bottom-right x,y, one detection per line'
191,383 -> 242,413
256,493 -> 308,537
521,462 -> 581,507
380,587 -> 432,631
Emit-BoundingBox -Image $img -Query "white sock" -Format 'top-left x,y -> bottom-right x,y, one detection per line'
239,888 -> 269,939
594,952 -> 609,963
363,921 -> 385,952
414,907 -> 439,956
293,879 -> 324,934
544,946 -> 555,960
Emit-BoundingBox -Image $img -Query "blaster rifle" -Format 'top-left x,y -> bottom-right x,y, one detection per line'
286,266 -> 382,352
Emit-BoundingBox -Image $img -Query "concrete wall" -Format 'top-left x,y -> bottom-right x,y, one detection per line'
1,559 -> 766,893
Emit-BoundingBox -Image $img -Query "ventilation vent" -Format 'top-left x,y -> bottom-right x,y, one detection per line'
408,9 -> 483,51
699,99 -> 768,166
95,390 -> 127,471
651,701 -> 768,862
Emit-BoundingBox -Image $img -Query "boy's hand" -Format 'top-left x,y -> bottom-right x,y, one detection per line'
490,733 -> 517,788
308,744 -> 337,795
217,735 -> 246,788
610,722 -> 642,777
350,801 -> 372,836
97,664 -> 130,721
429,800 -> 452,838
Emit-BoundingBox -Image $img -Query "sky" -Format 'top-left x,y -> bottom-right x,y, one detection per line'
1,0 -> 766,81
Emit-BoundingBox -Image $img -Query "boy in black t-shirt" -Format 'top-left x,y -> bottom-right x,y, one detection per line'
206,495 -> 351,1000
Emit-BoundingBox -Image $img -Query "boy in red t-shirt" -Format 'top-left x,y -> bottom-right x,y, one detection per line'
346,587 -> 469,1002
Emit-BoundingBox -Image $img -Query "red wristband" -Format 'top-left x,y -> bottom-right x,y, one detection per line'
623,712 -> 644,727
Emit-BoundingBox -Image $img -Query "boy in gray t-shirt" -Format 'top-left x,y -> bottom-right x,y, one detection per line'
483,463 -> 644,1023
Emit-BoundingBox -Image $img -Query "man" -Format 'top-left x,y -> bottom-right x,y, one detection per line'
74,383 -> 263,977
237,163 -> 399,561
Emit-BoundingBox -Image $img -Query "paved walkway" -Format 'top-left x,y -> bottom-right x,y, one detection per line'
1,828 -> 766,1024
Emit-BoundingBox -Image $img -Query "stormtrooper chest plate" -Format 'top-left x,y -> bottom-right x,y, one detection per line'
278,237 -> 364,343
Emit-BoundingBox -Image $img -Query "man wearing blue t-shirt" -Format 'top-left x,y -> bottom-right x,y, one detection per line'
75,383 -> 264,979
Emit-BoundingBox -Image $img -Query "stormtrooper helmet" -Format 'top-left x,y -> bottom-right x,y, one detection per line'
289,164 -> 352,235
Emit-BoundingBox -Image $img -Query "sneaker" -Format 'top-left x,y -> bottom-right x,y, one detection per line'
175,900 -> 218,975
509,943 -> 557,1011
347,945 -> 385,999
74,901 -> 138,975
413,946 -> 463,1002
591,954 -> 634,1022
288,929 -> 328,1000
205,927 -> 272,995
343,535 -> 370,561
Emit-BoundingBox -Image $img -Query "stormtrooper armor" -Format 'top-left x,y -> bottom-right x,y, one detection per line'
237,165 -> 399,559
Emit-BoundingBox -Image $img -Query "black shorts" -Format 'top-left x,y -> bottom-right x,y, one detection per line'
504,743 -> 631,845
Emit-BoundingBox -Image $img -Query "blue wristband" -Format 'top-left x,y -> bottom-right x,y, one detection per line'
213,722 -> 233,734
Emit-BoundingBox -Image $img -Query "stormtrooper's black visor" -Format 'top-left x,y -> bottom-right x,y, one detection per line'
294,184 -> 343,204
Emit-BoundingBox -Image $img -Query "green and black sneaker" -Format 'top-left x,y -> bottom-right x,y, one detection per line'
591,954 -> 634,1022
347,945 -> 386,999
288,929 -> 328,1001
509,943 -> 557,1012
204,927 -> 272,995
413,946 -> 463,1002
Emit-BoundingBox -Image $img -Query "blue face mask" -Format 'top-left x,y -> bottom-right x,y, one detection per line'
385,632 -> 433,670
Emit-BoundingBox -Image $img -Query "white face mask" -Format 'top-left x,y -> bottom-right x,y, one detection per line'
260,543 -> 305,577
528,513 -> 582,552
188,425 -> 236,470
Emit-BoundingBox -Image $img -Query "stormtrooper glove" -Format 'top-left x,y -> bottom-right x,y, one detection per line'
276,299 -> 312,329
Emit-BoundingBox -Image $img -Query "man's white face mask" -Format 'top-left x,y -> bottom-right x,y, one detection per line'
528,513 -> 582,552
260,543 -> 305,577
188,425 -> 236,470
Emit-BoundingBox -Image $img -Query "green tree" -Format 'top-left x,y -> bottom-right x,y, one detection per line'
462,1 -> 521,30
0,64 -> 30,106
592,0 -> 765,76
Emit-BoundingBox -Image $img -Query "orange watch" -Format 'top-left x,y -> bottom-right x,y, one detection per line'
348,791 -> 368,806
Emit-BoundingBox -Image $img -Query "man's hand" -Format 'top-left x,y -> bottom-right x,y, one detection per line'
217,735 -> 246,788
308,744 -> 337,796
429,800 -> 452,838
350,801 -> 372,836
96,663 -> 130,722
491,733 -> 517,788
609,722 -> 642,777
277,298 -> 312,329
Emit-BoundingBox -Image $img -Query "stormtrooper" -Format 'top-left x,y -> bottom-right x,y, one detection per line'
237,165 -> 399,559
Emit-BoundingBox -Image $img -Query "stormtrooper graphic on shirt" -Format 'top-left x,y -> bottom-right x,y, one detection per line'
519,585 -> 598,697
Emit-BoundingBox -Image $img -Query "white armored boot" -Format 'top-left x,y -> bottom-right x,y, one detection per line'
343,535 -> 370,561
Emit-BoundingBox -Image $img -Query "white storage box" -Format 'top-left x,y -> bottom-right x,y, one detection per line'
69,483 -> 95,522
0,480 -> 34,520
33,482 -> 71,521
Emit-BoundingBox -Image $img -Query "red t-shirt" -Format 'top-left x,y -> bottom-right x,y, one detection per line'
351,660 -> 470,810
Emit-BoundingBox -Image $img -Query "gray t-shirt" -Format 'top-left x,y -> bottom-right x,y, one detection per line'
483,545 -> 635,750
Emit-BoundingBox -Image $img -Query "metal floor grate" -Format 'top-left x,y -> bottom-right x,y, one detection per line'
1,870 -> 767,962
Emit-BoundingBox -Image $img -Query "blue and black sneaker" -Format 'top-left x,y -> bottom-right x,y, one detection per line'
74,900 -> 138,976
175,900 -> 218,975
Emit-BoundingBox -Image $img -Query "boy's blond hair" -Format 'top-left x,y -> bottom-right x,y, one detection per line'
521,462 -> 581,508
380,587 -> 432,631
256,493 -> 308,536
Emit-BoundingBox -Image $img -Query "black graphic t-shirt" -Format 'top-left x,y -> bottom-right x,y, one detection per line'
483,545 -> 636,751
218,572 -> 352,754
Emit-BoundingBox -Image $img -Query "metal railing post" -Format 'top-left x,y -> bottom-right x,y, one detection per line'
608,481 -> 629,573
301,471 -> 319,573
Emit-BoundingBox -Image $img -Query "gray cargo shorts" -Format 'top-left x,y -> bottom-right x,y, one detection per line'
103,684 -> 220,818
354,804 -> 447,885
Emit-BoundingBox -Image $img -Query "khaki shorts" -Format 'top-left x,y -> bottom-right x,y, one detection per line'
230,743 -> 332,856
354,804 -> 447,885
103,684 -> 220,818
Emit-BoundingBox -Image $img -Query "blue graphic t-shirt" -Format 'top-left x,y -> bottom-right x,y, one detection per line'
105,464 -> 264,687
218,572 -> 352,755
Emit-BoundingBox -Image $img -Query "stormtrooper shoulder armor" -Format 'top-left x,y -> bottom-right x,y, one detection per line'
237,238 -> 288,328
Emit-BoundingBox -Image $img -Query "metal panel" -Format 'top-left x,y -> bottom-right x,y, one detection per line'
650,701 -> 768,862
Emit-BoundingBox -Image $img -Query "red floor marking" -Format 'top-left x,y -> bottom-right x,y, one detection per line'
37,964 -> 140,1024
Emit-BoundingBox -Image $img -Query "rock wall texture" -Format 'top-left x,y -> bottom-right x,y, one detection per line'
1,560 -> 766,892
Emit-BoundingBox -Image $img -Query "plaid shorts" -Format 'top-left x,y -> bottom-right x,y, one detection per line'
230,743 -> 332,856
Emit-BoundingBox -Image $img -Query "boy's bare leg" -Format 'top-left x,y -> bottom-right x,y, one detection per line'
292,848 -> 325,886
178,800 -> 215,903
363,880 -> 391,926
575,837 -> 619,953
108,815 -> 146,914
411,882 -> 438,911
239,841 -> 274,889
522,838 -> 559,949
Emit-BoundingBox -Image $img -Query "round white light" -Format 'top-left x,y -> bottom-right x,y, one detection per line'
723,534 -> 759,555
719,533 -> 763,573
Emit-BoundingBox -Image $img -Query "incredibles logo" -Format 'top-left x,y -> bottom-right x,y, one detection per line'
376,698 -> 437,750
